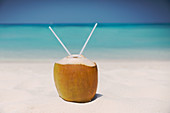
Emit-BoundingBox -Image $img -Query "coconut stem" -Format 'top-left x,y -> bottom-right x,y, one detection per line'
49,26 -> 71,56
79,23 -> 98,55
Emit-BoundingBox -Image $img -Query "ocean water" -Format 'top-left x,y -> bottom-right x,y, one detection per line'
0,24 -> 170,61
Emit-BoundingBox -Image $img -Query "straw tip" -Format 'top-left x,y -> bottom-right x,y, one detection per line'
49,26 -> 51,29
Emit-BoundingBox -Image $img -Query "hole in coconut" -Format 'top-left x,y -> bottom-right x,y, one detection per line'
69,54 -> 81,58
73,56 -> 78,58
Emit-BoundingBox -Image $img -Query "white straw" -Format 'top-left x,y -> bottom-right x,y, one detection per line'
49,26 -> 71,56
79,23 -> 98,55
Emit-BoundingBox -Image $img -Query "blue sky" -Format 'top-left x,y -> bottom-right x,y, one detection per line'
0,0 -> 170,23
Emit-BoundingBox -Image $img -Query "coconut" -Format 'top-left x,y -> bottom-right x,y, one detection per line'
54,55 -> 98,102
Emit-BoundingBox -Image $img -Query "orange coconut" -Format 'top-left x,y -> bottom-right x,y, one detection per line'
54,55 -> 98,102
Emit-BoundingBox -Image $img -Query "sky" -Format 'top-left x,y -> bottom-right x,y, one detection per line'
0,0 -> 170,23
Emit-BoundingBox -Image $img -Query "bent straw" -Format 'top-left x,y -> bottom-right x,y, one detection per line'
49,26 -> 71,56
79,23 -> 98,55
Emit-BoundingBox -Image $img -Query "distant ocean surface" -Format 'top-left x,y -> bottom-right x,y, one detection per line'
0,24 -> 170,61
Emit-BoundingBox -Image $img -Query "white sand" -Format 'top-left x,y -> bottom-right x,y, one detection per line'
0,60 -> 170,113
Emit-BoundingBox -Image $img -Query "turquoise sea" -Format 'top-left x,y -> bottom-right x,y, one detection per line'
0,24 -> 170,61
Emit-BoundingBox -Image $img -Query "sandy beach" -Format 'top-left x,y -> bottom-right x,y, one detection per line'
0,60 -> 170,113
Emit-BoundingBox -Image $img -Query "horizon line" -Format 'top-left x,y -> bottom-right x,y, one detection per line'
0,23 -> 170,26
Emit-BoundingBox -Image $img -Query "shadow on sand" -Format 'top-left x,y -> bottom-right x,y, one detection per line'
62,93 -> 103,103
91,93 -> 103,102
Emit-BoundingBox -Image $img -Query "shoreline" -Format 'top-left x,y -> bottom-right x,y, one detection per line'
1,59 -> 170,63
